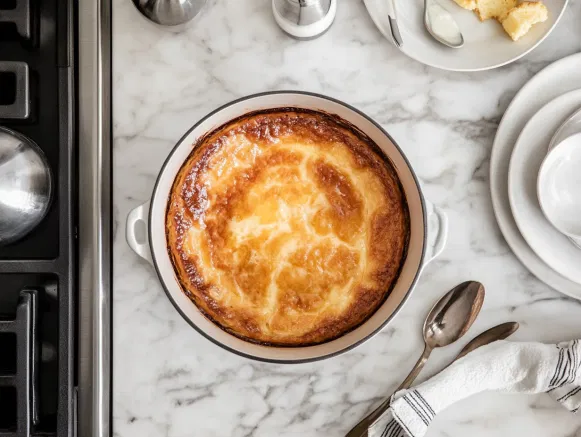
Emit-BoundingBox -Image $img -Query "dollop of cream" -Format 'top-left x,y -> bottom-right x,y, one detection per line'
427,3 -> 463,46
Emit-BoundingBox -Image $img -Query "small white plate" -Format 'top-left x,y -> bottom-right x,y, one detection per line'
508,90 -> 581,285
490,53 -> 581,300
364,0 -> 568,71
538,133 -> 581,242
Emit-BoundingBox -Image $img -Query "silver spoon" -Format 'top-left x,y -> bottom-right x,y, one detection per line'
424,0 -> 464,48
345,281 -> 485,437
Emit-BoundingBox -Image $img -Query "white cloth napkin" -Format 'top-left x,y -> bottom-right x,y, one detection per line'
369,340 -> 581,437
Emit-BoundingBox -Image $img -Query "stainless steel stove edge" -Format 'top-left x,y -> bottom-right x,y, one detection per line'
78,0 -> 112,435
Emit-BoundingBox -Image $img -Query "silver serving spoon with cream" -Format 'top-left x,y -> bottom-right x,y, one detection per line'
424,0 -> 464,48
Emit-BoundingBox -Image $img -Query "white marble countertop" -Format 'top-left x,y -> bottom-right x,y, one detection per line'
113,1 -> 581,436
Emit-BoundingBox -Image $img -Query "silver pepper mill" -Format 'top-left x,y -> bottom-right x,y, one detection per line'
272,0 -> 337,40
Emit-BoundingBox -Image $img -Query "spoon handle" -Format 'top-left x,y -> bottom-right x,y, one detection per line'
397,344 -> 433,391
387,0 -> 403,47
345,345 -> 433,437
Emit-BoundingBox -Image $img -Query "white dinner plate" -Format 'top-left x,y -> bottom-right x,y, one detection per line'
364,0 -> 568,71
490,52 -> 581,300
508,90 -> 581,284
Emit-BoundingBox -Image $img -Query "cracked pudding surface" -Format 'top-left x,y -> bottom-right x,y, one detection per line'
165,109 -> 410,346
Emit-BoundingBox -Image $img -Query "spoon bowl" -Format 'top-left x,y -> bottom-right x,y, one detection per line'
424,0 -> 465,49
423,280 -> 484,348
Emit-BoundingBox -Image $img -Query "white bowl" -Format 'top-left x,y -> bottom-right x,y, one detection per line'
538,132 -> 581,241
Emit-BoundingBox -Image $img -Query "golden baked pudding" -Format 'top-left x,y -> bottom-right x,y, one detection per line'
166,109 -> 410,346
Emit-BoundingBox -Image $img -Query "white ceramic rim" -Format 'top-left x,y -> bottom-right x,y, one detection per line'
548,107 -> 581,152
490,52 -> 581,299
148,91 -> 428,363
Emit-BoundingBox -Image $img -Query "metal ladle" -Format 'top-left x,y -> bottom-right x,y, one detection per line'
346,281 -> 485,436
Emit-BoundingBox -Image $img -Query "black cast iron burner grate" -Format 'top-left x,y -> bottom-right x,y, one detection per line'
0,0 -> 31,40
0,290 -> 39,437
0,61 -> 30,119
0,0 -> 76,435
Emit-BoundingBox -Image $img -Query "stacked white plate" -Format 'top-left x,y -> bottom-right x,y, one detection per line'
491,53 -> 581,300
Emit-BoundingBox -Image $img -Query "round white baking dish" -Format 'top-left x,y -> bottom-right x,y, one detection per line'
126,91 -> 448,363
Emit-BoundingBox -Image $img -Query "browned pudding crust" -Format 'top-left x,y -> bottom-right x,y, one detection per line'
165,109 -> 409,346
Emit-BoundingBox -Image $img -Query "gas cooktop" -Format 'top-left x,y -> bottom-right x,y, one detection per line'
0,0 -> 112,435
0,0 -> 76,436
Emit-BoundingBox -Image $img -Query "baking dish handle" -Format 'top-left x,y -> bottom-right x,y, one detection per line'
126,201 -> 153,265
424,200 -> 448,266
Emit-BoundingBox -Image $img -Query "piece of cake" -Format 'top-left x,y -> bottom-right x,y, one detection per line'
452,0 -> 477,10
474,0 -> 517,21
501,1 -> 549,41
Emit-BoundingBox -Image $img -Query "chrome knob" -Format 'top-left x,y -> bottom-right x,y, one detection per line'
0,128 -> 53,246
132,0 -> 206,26
272,0 -> 337,40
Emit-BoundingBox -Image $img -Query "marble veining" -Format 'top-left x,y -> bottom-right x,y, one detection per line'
113,0 -> 581,435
